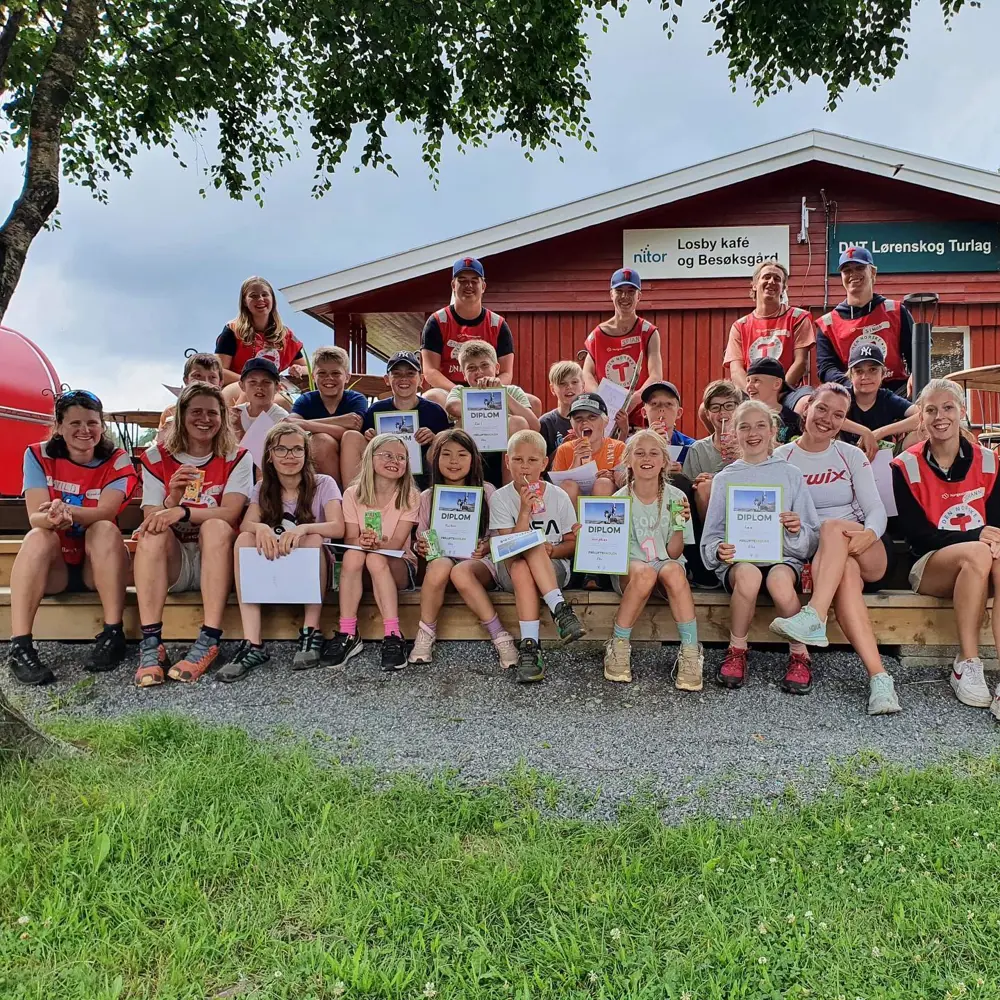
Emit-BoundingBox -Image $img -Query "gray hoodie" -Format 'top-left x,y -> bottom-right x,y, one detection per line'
700,455 -> 820,583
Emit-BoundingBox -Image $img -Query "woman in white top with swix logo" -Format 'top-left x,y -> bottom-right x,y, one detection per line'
770,382 -> 902,715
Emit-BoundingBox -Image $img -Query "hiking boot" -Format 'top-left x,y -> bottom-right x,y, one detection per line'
516,638 -> 544,683
717,646 -> 747,689
673,643 -> 704,692
491,630 -> 519,670
87,628 -> 127,672
321,632 -> 363,668
550,601 -> 585,645
381,633 -> 407,672
868,672 -> 902,715
218,641 -> 270,683
168,629 -> 220,683
781,651 -> 814,695
407,625 -> 436,665
292,627 -> 324,670
134,635 -> 169,688
950,656 -> 992,708
603,637 -> 632,683
6,640 -> 55,686
769,606 -> 829,648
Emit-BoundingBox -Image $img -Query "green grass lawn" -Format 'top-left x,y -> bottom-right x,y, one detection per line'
2,717 -> 999,1000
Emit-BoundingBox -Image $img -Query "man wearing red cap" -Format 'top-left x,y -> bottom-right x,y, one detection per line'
421,257 -> 540,414
582,268 -> 663,428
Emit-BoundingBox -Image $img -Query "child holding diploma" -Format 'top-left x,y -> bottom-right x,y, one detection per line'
700,399 -> 820,692
322,434 -> 420,673
222,426 -> 344,681
408,429 -> 517,668
606,430 -> 703,689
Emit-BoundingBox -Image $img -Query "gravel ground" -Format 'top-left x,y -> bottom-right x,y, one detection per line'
4,638 -> 1000,822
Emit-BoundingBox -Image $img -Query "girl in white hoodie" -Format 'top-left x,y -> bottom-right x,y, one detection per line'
700,399 -> 820,693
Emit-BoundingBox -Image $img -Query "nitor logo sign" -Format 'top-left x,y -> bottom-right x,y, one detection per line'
623,226 -> 790,280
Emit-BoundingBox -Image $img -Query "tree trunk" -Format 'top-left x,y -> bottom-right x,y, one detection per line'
0,0 -> 99,324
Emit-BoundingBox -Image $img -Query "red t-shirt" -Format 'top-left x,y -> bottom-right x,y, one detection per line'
215,325 -> 304,374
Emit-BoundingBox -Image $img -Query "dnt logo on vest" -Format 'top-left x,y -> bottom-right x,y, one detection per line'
605,354 -> 638,386
937,502 -> 985,531
748,334 -> 785,362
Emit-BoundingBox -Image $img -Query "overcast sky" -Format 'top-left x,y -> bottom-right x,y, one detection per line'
4,2 -> 1000,410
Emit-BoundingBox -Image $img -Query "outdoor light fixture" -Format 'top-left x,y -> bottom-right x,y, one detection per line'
903,291 -> 940,398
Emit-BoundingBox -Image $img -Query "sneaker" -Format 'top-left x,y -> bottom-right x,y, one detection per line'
781,651 -> 813,695
516,638 -> 544,683
321,632 -> 363,668
134,635 -> 169,688
168,630 -> 220,683
717,646 -> 747,689
491,630 -> 519,670
218,641 -> 270,683
551,601 -> 586,645
950,656 -> 992,708
407,625 -> 436,665
6,641 -> 55,686
87,628 -> 127,672
603,637 -> 632,683
868,672 -> 902,715
769,606 -> 829,647
292,627 -> 324,670
381,633 -> 407,672
673,643 -> 705,692
991,684 -> 1000,723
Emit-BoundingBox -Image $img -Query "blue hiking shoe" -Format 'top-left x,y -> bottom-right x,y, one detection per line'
769,605 -> 829,648
867,672 -> 902,715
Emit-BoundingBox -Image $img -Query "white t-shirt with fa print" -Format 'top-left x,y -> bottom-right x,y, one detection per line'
489,481 -> 576,543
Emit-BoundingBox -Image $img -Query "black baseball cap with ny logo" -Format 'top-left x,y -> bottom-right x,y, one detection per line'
847,341 -> 887,369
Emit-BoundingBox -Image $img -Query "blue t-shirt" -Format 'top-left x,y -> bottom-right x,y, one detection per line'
670,429 -> 695,465
22,448 -> 129,495
364,396 -> 451,488
291,389 -> 368,421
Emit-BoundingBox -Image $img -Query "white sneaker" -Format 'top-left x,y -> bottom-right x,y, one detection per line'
407,625 -> 436,664
949,656 -> 992,708
491,630 -> 519,670
991,684 -> 1000,723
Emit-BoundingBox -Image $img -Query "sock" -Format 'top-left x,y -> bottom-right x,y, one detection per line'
11,634 -> 32,648
519,620 -> 540,643
789,642 -> 808,656
542,589 -> 564,613
729,633 -> 748,650
418,619 -> 436,637
102,622 -> 123,633
141,622 -> 162,644
202,625 -> 223,643
481,614 -> 504,640
612,622 -> 632,640
384,617 -> 401,638
677,619 -> 699,647
339,617 -> 357,637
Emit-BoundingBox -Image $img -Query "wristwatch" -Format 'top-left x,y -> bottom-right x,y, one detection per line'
177,506 -> 192,522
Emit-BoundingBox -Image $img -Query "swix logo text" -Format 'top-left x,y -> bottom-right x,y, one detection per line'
804,469 -> 847,486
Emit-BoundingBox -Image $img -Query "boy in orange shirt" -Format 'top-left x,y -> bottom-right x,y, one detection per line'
550,393 -> 624,505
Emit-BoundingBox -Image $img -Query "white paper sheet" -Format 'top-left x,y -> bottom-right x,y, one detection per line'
871,449 -> 898,517
597,378 -> 630,429
326,543 -> 407,559
548,461 -> 599,496
163,384 -> 182,398
430,485 -> 483,559
462,387 -> 509,452
239,548 -> 322,604
667,444 -> 684,461
240,410 -> 276,469
573,497 -> 631,575
490,529 -> 546,563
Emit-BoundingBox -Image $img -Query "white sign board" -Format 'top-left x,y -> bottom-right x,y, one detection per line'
623,226 -> 790,280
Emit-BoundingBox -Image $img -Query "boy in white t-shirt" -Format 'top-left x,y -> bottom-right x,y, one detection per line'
489,430 -> 585,682
235,358 -> 289,436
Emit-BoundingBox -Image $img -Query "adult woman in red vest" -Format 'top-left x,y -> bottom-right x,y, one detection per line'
215,276 -> 306,408
817,248 -> 913,395
420,257 -> 541,415
6,390 -> 138,686
723,261 -> 815,392
134,383 -> 253,687
582,268 -> 663,430
892,379 -> 1000,718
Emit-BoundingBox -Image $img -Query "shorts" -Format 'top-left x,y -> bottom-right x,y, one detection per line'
862,533 -> 898,593
495,555 -> 572,593
722,562 -> 800,594
168,541 -> 202,594
611,557 -> 686,596
65,562 -> 88,593
908,549 -> 935,593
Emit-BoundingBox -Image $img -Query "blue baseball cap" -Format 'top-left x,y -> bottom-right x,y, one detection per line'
452,257 -> 485,279
838,246 -> 875,269
611,267 -> 641,290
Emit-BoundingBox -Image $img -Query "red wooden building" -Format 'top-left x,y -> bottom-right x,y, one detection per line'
282,131 -> 1000,437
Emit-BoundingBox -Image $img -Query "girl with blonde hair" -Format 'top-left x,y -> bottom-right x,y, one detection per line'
322,434 -> 420,672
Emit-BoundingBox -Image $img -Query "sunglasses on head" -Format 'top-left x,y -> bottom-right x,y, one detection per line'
56,389 -> 103,410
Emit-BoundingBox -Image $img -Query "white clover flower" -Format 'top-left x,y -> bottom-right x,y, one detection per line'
587,971 -> 598,985
680,993 -> 692,1000
786,914 -> 796,924
863,854 -> 872,863
804,910 -> 813,920
331,983 -> 346,998
819,922 -> 828,931
423,983 -> 438,999
16,916 -> 29,926
758,956 -> 768,965
697,893 -> 705,903
871,947 -> 880,957
967,911 -> 975,922
976,977 -> 985,987
758,922 -> 769,934
837,865 -> 845,875
610,927 -> 622,942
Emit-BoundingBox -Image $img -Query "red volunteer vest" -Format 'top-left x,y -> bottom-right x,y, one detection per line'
817,300 -> 906,380
892,442 -> 999,532
584,318 -> 657,390
432,306 -> 505,382
227,328 -> 304,374
28,442 -> 138,566
732,307 -> 812,372
141,443 -> 247,542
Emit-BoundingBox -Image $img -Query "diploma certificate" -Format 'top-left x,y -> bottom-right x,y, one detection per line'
462,388 -> 509,452
573,496 -> 631,575
725,484 -> 784,563
430,485 -> 483,559
374,410 -> 423,474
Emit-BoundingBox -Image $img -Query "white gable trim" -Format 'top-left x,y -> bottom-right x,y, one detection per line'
282,130 -> 1000,313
